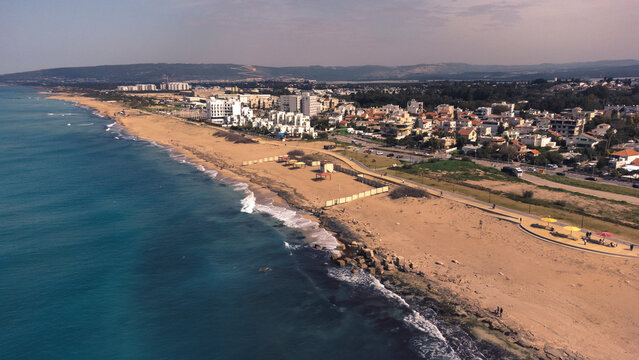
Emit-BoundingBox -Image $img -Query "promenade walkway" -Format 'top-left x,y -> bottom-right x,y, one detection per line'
300,145 -> 639,258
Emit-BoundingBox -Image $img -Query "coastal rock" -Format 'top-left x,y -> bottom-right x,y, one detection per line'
384,263 -> 396,271
351,268 -> 359,274
363,249 -> 375,260
330,253 -> 342,262
336,259 -> 346,267
336,243 -> 346,251
368,267 -> 376,275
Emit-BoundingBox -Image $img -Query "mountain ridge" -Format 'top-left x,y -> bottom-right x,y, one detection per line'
1,60 -> 639,83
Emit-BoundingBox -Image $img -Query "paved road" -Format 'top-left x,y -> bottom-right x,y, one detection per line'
521,173 -> 639,205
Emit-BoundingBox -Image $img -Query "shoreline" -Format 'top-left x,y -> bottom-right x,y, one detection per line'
49,91 -> 531,357
45,91 -> 639,359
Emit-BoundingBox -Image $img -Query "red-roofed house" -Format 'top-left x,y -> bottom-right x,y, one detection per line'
458,128 -> 477,142
609,149 -> 639,168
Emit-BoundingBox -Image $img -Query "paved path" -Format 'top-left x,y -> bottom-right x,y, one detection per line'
247,135 -> 638,256
521,173 -> 639,206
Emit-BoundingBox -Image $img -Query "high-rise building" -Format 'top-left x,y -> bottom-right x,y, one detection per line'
206,98 -> 241,119
279,95 -> 301,113
301,93 -> 320,116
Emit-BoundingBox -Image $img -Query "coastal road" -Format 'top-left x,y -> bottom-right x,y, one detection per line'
521,173 -> 639,206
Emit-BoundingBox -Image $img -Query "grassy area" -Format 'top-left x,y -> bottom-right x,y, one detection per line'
532,173 -> 639,198
386,168 -> 639,243
337,150 -> 402,169
399,159 -> 522,182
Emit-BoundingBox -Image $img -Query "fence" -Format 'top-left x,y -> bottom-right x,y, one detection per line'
242,156 -> 283,166
324,186 -> 390,207
334,164 -> 386,187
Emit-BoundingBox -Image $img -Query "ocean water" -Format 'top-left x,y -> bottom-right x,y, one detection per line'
0,87 -> 496,360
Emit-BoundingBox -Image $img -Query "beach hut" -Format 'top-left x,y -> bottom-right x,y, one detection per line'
293,161 -> 306,169
322,163 -> 334,173
278,155 -> 290,162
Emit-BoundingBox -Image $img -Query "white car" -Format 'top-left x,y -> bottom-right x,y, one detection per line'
376,151 -> 384,155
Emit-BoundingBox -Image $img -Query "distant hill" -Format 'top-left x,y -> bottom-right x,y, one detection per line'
2,60 -> 639,84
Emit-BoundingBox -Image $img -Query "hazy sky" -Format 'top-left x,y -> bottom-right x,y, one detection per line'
1,0 -> 638,74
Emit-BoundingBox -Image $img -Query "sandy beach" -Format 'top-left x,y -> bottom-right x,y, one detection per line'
49,93 -> 639,360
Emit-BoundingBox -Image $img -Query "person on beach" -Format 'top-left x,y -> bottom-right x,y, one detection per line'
479,220 -> 483,229
500,307 -> 503,317
492,204 -> 496,209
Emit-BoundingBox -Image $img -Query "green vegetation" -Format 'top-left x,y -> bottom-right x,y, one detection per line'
532,173 -> 639,198
385,168 -> 639,242
389,186 -> 430,199
398,159 -> 522,182
337,150 -> 401,169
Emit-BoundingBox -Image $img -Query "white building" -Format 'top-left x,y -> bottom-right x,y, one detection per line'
206,98 -> 241,119
279,95 -> 301,113
301,93 -> 321,116
161,82 -> 191,91
117,84 -> 157,91
407,99 -> 424,114
519,134 -> 554,148
474,107 -> 492,119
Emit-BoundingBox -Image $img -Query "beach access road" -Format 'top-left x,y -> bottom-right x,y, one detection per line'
521,173 -> 639,206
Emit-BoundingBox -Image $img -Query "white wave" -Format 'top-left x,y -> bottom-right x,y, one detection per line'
327,267 -> 458,359
47,112 -> 75,116
234,183 -> 256,214
76,123 -> 94,126
253,200 -> 339,250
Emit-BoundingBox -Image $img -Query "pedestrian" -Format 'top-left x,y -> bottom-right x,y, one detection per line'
479,220 -> 483,229
500,307 -> 503,317
631,244 -> 635,251
492,204 -> 496,209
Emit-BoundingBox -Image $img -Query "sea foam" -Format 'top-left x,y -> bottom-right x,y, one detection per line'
327,267 -> 459,359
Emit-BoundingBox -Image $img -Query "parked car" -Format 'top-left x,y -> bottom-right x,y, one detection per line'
396,155 -> 404,159
363,149 -> 371,154
548,164 -> 558,169
557,172 -> 566,176
633,183 -> 639,189
585,177 -> 597,181
501,166 -> 523,178
376,151 -> 384,155
387,153 -> 395,157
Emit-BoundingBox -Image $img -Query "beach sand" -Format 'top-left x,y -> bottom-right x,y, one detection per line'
50,93 -> 639,360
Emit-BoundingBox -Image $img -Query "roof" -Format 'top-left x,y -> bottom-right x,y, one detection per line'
458,129 -> 475,135
632,158 -> 639,166
528,149 -> 541,155
611,149 -> 639,157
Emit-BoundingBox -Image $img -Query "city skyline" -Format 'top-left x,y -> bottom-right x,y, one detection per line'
1,0 -> 639,74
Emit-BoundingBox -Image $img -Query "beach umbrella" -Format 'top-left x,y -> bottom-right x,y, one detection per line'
563,226 -> 581,237
596,231 -> 613,238
541,217 -> 557,227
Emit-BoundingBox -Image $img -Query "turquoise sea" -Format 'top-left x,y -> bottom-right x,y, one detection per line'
0,87 -> 506,359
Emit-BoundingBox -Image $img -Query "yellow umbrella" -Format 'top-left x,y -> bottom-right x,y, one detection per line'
563,226 -> 581,237
541,217 -> 557,228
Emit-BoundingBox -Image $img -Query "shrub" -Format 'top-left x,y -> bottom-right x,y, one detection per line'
461,156 -> 472,162
287,149 -> 305,158
554,200 -> 566,207
522,190 -> 534,198
389,186 -> 430,199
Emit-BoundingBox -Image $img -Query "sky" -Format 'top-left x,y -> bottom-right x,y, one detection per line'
1,0 -> 639,74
